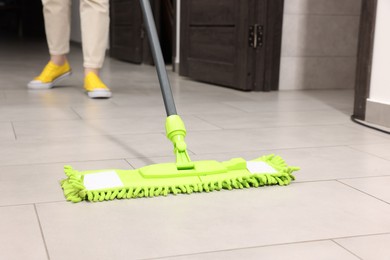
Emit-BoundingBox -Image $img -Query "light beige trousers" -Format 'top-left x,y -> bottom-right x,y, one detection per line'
42,0 -> 109,69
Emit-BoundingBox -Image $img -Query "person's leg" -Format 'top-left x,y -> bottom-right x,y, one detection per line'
28,0 -> 72,89
42,0 -> 72,65
80,0 -> 111,98
80,0 -> 109,74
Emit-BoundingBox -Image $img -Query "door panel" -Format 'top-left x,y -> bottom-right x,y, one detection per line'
189,27 -> 235,63
110,0 -> 143,63
180,0 -> 252,90
110,0 -> 164,65
189,0 -> 236,25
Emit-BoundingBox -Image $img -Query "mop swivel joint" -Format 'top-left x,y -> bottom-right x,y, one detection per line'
165,115 -> 194,170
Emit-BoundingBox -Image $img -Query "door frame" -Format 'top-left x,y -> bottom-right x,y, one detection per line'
354,0 -> 377,120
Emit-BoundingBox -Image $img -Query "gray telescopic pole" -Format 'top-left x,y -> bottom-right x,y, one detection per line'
139,0 -> 177,116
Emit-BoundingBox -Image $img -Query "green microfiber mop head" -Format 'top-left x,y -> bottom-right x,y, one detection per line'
60,116 -> 299,203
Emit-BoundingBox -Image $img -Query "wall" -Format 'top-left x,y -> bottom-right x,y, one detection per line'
279,0 -> 361,90
365,0 -> 390,127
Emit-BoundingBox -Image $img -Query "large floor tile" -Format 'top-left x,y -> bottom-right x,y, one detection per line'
349,143 -> 390,160
36,181 -> 390,259
0,122 -> 15,141
0,205 -> 48,260
3,88 -> 104,106
0,133 -> 172,166
159,240 -> 359,260
0,105 -> 80,122
340,176 -> 390,203
184,125 -> 390,154
13,115 -> 219,140
335,234 -> 390,260
225,94 -> 353,113
72,101 -> 243,119
343,120 -> 390,140
272,146 -> 390,181
13,119 -> 102,140
112,87 -> 251,107
71,102 -> 166,119
0,160 -> 131,206
196,109 -> 350,129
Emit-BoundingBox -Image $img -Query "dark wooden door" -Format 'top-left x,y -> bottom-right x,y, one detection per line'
110,0 -> 143,63
180,0 -> 284,91
110,0 -> 170,65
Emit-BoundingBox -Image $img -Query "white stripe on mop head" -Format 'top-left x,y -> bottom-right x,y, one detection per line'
247,161 -> 277,174
83,171 -> 124,190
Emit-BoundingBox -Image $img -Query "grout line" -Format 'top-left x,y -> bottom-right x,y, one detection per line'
337,180 -> 390,206
10,121 -> 17,140
0,157 -> 133,168
188,144 -> 360,156
69,107 -> 83,120
33,204 -> 51,260
347,145 -> 390,162
141,232 -> 390,260
331,240 -> 363,260
336,175 -> 390,181
0,200 -> 66,209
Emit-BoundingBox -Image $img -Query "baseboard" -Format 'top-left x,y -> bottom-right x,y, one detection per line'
366,99 -> 390,128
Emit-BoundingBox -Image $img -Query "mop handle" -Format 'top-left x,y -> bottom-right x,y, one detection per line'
139,0 -> 177,116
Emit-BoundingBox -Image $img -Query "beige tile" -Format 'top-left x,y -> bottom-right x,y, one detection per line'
0,105 -> 80,122
162,241 -> 359,260
13,119 -> 102,140
335,234 -> 390,260
0,122 -> 15,141
0,160 -> 131,206
275,146 -> 390,182
196,110 -> 350,129
36,181 -> 390,259
0,133 -> 171,166
224,98 -> 353,112
82,115 -> 219,135
3,88 -> 101,106
0,205 -> 48,260
13,115 -> 220,140
72,101 -> 242,119
344,120 -> 390,140
349,143 -> 390,160
184,125 -> 390,154
340,176 -> 390,203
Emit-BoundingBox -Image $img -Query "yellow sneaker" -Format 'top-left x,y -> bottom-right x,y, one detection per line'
84,72 -> 112,99
28,61 -> 72,89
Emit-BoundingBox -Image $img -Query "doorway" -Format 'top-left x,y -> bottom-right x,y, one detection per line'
109,0 -> 284,92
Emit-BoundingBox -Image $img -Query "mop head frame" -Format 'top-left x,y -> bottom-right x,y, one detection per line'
61,116 -> 299,202
61,154 -> 299,203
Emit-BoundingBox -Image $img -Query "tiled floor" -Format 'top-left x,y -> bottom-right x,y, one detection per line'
1,37 -> 390,260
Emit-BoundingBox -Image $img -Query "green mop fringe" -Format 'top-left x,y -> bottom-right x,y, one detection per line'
61,155 -> 299,203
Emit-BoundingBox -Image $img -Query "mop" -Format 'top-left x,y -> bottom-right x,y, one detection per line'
61,0 -> 299,202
